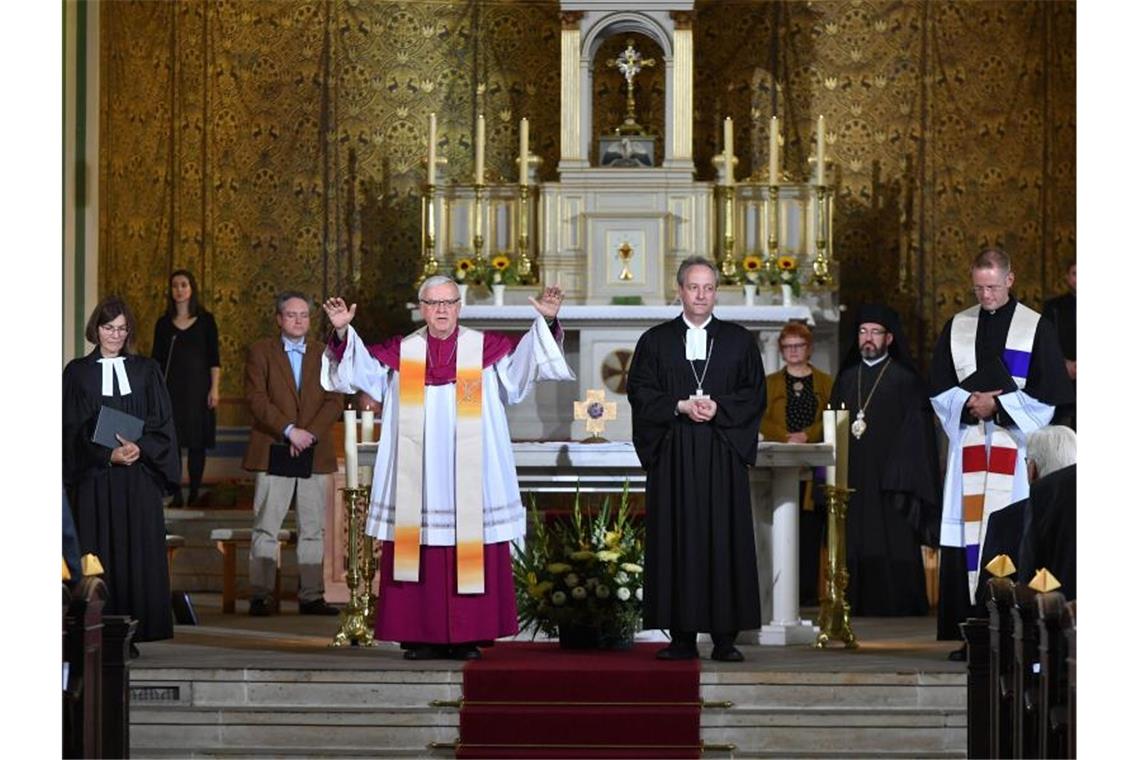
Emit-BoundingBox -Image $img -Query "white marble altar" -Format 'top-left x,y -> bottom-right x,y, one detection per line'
419,303 -> 836,442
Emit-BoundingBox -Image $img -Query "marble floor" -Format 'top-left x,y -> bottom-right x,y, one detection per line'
136,593 -> 965,675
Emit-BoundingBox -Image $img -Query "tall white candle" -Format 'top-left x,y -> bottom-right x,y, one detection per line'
427,112 -> 437,185
723,117 -> 734,186
822,408 -> 837,486
474,114 -> 485,184
343,409 -> 358,488
768,116 -> 780,185
835,407 -> 849,489
518,117 -> 529,186
815,114 -> 826,186
360,409 -> 375,444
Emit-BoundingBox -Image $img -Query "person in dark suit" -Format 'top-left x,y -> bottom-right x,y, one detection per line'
243,291 -> 343,616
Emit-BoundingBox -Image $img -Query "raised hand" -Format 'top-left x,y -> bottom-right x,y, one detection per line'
322,297 -> 357,336
528,286 -> 565,320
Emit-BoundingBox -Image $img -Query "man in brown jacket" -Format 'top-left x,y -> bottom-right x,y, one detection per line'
243,291 -> 343,616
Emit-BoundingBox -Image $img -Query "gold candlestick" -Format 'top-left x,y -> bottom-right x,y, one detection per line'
764,184 -> 780,283
516,182 -> 535,283
719,184 -> 738,281
332,486 -> 378,647
472,184 -> 486,270
416,184 -> 440,287
815,484 -> 858,649
811,184 -> 834,286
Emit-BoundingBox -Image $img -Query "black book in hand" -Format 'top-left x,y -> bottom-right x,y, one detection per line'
91,405 -> 145,449
960,356 -> 1018,394
268,443 -> 315,479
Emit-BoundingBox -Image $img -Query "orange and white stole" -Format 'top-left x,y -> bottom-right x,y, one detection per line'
392,327 -> 486,594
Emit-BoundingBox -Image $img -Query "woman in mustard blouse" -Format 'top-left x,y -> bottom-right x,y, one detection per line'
760,323 -> 832,444
760,322 -> 833,605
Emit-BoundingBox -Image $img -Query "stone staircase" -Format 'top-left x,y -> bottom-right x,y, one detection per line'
130,661 -> 965,758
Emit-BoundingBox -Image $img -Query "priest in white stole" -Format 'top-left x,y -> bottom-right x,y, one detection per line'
929,248 -> 1073,650
320,277 -> 573,660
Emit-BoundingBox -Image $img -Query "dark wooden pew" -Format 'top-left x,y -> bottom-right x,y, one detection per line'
987,577 -> 1016,759
63,576 -> 107,758
961,609 -> 991,759
1011,583 -> 1040,758
1065,601 -> 1075,760
1035,592 -> 1073,758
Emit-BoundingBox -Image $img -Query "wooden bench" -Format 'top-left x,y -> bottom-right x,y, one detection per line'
209,528 -> 298,613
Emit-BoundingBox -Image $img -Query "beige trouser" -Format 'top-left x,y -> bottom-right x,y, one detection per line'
250,471 -> 329,603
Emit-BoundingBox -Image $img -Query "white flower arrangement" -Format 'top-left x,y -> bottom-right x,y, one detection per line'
513,483 -> 645,646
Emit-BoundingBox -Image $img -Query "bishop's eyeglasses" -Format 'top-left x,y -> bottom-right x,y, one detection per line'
420,298 -> 461,309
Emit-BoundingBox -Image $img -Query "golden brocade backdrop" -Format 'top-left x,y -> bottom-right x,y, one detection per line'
98,1 -> 1074,426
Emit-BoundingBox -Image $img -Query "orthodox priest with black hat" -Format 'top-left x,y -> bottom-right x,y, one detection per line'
829,304 -> 941,616
627,256 -> 766,662
930,248 -> 1074,648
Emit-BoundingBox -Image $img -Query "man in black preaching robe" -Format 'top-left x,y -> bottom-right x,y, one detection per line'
830,305 -> 941,617
930,248 -> 1074,650
627,256 -> 766,662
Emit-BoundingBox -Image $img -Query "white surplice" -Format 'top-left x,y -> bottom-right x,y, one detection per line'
321,316 -> 574,546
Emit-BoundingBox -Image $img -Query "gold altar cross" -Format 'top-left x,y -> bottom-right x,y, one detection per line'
606,39 -> 656,135
573,388 -> 618,443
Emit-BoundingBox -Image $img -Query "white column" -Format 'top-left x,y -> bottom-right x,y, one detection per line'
671,26 -> 692,162
560,26 -> 581,163
759,466 -> 820,645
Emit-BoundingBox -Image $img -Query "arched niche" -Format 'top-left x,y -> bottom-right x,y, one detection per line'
577,12 -> 676,165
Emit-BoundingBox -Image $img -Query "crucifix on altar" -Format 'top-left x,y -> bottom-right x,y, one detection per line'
573,389 -> 618,443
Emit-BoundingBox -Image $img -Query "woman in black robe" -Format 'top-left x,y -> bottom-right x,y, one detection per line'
152,269 -> 220,506
64,296 -> 181,650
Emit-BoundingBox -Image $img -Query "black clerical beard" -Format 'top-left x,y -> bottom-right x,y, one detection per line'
860,344 -> 887,360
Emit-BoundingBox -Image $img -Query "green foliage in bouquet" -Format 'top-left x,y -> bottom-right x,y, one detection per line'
513,483 -> 644,645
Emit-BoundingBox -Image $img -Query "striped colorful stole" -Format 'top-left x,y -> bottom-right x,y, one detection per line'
950,301 -> 1040,602
960,424 -> 1018,603
393,327 -> 486,594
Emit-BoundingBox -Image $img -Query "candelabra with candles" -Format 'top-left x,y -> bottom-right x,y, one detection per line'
815,484 -> 857,649
816,406 -> 857,649
332,407 -> 378,647
810,114 -> 834,286
717,117 -> 739,282
331,484 -> 377,647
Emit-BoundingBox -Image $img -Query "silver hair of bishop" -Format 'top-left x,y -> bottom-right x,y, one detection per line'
1025,425 -> 1077,479
418,275 -> 459,301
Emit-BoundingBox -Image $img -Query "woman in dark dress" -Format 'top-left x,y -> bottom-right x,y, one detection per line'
152,269 -> 221,506
63,297 -> 181,652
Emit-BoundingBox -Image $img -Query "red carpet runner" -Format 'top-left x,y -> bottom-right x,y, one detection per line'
458,642 -> 701,759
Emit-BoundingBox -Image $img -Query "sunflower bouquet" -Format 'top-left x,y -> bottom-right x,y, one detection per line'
453,257 -> 486,285
769,254 -> 801,297
742,254 -> 764,285
513,483 -> 644,648
489,253 -> 520,285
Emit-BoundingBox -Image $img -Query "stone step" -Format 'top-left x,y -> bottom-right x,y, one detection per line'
131,705 -> 457,756
702,705 -> 966,728
702,672 -> 965,709
130,668 -> 463,709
